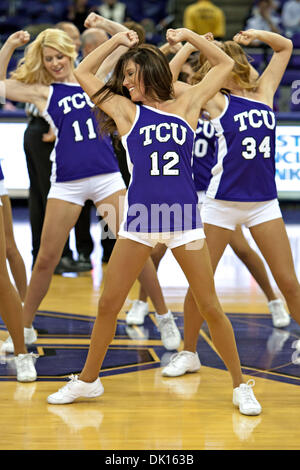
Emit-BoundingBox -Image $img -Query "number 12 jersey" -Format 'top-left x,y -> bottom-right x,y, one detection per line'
121,104 -> 202,233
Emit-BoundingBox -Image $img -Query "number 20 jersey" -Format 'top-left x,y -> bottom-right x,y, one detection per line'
206,94 -> 278,202
121,105 -> 202,233
43,83 -> 120,183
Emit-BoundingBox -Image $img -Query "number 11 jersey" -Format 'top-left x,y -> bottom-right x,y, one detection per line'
43,83 -> 120,183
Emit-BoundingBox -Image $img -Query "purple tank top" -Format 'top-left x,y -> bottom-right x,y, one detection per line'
121,105 -> 202,233
206,94 -> 277,201
193,118 -> 217,191
43,83 -> 120,183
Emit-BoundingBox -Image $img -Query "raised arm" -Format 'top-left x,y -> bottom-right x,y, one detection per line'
0,31 -> 29,80
167,29 -> 233,124
85,12 -> 128,36
74,30 -> 138,132
84,13 -> 131,81
0,31 -> 49,110
233,29 -> 293,100
168,41 -> 197,81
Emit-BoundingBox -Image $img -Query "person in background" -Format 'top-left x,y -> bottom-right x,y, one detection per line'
56,21 -> 97,271
56,21 -> 82,56
282,0 -> 300,36
163,30 -> 298,381
81,28 -> 109,56
183,0 -> 226,40
81,26 -> 114,265
20,22 -> 85,276
244,0 -> 282,37
0,31 -> 38,382
67,0 -> 94,33
24,87 -> 82,274
25,21 -> 90,275
95,0 -> 128,24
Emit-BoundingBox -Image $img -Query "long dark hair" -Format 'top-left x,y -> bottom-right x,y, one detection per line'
92,44 -> 175,136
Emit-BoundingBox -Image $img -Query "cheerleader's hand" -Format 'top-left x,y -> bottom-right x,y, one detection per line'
233,29 -> 258,46
114,30 -> 139,48
203,32 -> 214,42
84,12 -> 107,30
166,28 -> 189,46
7,30 -> 30,49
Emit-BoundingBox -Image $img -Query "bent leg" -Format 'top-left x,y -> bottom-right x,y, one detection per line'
136,256 -> 169,314
172,240 -> 243,388
250,218 -> 300,324
183,224 -> 233,352
139,243 -> 167,303
79,238 -> 153,382
23,199 -> 83,327
230,225 -> 276,301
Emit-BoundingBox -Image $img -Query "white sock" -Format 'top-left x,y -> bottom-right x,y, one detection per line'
268,299 -> 282,306
155,310 -> 171,321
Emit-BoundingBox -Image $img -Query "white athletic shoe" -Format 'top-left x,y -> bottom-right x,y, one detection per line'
162,351 -> 201,377
1,326 -> 37,354
47,375 -> 104,404
268,299 -> 290,328
156,311 -> 181,350
267,329 -> 290,354
293,339 -> 300,350
14,353 -> 38,382
233,380 -> 262,416
126,300 -> 149,325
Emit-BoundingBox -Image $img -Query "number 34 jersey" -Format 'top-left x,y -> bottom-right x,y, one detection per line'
206,94 -> 278,202
43,83 -> 120,183
121,104 -> 202,233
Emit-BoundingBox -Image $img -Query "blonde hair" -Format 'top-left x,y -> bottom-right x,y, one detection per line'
192,40 -> 257,92
10,28 -> 77,85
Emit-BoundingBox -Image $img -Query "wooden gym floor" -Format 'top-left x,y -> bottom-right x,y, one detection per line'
0,204 -> 299,451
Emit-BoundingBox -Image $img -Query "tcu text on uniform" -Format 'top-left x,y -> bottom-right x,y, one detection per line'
234,109 -> 276,131
140,122 -> 187,146
58,92 -> 94,114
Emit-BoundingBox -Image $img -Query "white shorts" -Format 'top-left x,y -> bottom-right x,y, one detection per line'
197,190 -> 206,205
47,172 -> 126,206
201,197 -> 282,231
118,228 -> 205,249
0,180 -> 8,197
